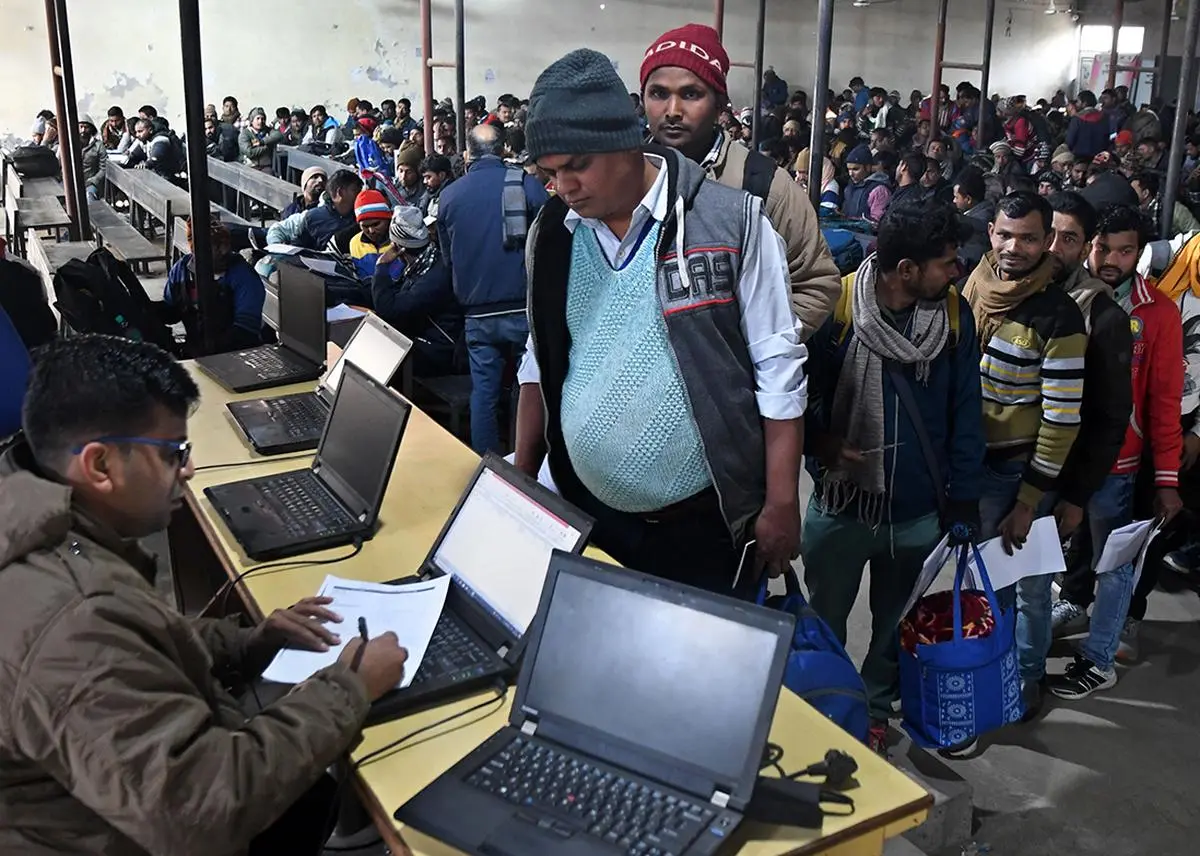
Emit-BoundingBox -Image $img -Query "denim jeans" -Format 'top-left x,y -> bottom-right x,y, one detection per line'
802,500 -> 943,720
464,313 -> 528,455
1079,472 -> 1138,671
977,457 -> 1058,682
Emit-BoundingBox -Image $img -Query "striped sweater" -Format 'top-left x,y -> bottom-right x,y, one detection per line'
977,286 -> 1088,507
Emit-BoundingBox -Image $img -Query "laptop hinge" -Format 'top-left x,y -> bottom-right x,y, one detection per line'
520,719 -> 537,736
710,790 -> 730,809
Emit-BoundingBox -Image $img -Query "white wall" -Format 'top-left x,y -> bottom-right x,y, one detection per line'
0,0 -> 1078,145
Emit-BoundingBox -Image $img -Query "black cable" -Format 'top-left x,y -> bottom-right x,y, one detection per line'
202,540 -> 365,619
194,451 -> 312,472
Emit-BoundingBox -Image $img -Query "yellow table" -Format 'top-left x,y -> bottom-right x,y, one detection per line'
177,361 -> 932,856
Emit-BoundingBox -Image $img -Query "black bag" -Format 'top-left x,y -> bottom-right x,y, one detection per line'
741,150 -> 777,201
9,145 -> 60,179
52,247 -> 176,352
0,257 -> 57,350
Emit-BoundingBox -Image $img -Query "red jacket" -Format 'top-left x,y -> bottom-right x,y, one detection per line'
1114,275 -> 1184,487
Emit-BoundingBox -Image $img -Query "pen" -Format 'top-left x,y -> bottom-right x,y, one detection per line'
351,617 -> 369,672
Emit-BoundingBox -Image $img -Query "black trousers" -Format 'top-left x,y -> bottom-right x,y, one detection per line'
560,483 -> 756,598
248,773 -> 340,855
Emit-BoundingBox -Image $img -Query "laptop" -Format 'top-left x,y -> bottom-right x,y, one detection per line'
204,362 -> 410,561
396,553 -> 795,856
225,314 -> 413,455
366,453 -> 594,726
196,265 -> 327,393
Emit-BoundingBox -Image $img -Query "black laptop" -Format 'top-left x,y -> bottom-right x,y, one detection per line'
204,362 -> 410,560
225,313 -> 414,455
365,453 -> 594,725
396,553 -> 795,856
196,265 -> 327,393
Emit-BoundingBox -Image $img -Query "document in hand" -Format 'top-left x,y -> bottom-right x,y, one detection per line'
966,516 -> 1066,591
1094,519 -> 1163,588
262,574 -> 450,688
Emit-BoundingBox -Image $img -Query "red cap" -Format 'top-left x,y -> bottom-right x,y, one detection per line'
641,24 -> 729,97
1115,129 -> 1134,146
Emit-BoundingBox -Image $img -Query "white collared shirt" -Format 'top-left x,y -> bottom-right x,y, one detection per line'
519,154 -> 806,421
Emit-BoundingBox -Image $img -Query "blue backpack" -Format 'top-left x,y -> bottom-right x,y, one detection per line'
757,572 -> 869,742
820,227 -> 865,275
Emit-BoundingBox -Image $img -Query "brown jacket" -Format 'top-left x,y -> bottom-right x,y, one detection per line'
0,441 -> 370,855
709,136 -> 841,340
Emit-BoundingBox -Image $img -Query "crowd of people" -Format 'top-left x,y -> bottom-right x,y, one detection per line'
6,21 -> 1200,853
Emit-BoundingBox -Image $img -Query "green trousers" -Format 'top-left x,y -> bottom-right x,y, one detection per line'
802,498 -> 942,720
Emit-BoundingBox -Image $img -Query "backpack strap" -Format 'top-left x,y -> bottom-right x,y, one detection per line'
885,360 -> 948,519
830,273 -> 855,349
502,168 -> 530,250
946,284 -> 959,348
741,150 -> 776,202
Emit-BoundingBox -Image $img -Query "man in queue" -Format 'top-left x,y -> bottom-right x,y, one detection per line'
514,49 -> 807,594
0,336 -> 408,855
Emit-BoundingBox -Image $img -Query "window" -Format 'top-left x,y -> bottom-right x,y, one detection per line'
1080,24 -> 1145,54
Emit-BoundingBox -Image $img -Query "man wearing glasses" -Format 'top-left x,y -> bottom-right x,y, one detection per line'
0,335 -> 409,854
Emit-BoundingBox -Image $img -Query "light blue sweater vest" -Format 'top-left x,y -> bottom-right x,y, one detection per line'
560,223 -> 712,512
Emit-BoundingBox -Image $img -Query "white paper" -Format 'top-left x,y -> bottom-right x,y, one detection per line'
900,533 -> 953,621
264,243 -> 304,255
1094,518 -> 1155,575
1129,521 -> 1165,589
300,256 -> 341,276
262,574 -> 450,688
326,303 -> 366,322
967,516 -> 1066,591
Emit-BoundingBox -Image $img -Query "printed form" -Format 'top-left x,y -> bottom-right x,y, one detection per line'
263,574 -> 450,688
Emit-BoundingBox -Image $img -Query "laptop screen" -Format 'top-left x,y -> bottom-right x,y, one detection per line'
433,468 -> 582,637
323,317 -> 411,399
278,266 -> 327,367
523,570 -> 781,785
318,364 -> 407,518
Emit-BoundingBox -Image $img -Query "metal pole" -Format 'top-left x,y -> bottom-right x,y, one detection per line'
750,0 -> 767,149
932,0 -> 948,142
455,0 -> 466,152
714,0 -> 726,40
1107,0 -> 1125,90
979,0 -> 996,146
179,0 -> 218,357
52,0 -> 90,241
42,0 -> 81,241
1153,0 -> 1173,103
421,0 -> 435,154
1162,0 -> 1200,237
807,0 -> 834,209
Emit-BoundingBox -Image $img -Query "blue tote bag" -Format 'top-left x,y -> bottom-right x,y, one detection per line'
899,543 -> 1024,748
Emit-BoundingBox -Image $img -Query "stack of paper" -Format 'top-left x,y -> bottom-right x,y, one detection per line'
263,574 -> 449,689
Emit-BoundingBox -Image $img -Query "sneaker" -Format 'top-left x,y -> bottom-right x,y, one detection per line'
1116,617 -> 1140,663
938,736 -> 978,759
867,719 -> 889,756
1163,542 -> 1200,575
1051,600 -> 1089,638
1049,655 -> 1117,700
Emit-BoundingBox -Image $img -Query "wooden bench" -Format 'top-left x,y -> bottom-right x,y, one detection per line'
87,199 -> 161,273
21,177 -> 66,200
12,196 -> 72,257
25,232 -> 95,314
276,146 -> 348,186
206,157 -> 297,221
413,374 -> 473,441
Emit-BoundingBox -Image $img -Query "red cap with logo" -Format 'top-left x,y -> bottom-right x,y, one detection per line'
640,24 -> 729,97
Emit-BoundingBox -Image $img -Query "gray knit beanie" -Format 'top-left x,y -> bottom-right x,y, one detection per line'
525,49 -> 643,161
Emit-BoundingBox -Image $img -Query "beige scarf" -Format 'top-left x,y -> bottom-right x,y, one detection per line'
962,251 -> 1059,350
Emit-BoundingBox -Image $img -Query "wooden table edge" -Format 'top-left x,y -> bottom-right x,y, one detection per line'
778,792 -> 932,856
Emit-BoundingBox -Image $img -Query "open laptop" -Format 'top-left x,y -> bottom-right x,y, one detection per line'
204,362 -> 410,560
225,314 -> 413,455
196,265 -> 327,393
396,553 -> 794,856
366,453 -> 593,725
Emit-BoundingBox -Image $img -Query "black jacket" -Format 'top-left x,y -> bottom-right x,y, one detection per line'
1057,271 -> 1133,506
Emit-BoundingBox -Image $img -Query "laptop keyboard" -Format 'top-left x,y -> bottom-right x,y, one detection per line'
256,471 -> 357,537
466,736 -> 715,856
267,394 -> 327,438
411,613 -> 495,685
241,348 -> 305,380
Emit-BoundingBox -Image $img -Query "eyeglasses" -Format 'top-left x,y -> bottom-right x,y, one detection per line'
72,437 -> 193,469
